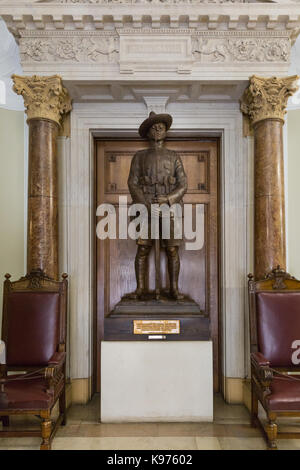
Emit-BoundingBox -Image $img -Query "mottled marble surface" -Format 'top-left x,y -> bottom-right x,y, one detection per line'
254,119 -> 286,279
27,119 -> 59,280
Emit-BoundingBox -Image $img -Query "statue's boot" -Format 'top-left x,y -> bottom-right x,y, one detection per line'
131,245 -> 151,299
167,246 -> 184,300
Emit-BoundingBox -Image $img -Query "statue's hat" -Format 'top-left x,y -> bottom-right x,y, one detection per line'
139,111 -> 172,138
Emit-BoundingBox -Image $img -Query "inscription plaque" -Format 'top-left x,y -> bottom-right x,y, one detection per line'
134,320 -> 180,335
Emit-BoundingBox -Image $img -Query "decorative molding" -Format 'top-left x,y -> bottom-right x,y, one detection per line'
12,74 -> 72,125
119,31 -> 193,73
22,269 -> 54,289
192,37 -> 290,63
143,96 -> 169,113
1,0 -> 297,79
18,29 -> 291,68
264,265 -> 295,289
35,0 -> 298,3
36,0 -> 247,3
240,75 -> 299,125
20,35 -> 119,64
2,8 -> 300,36
4,0 -> 292,2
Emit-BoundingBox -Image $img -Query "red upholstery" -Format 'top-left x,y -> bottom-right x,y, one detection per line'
6,292 -> 60,366
256,292 -> 300,367
267,377 -> 300,411
0,377 -> 54,410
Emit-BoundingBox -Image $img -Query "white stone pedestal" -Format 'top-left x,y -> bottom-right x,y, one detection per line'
101,341 -> 213,422
0,341 -> 5,364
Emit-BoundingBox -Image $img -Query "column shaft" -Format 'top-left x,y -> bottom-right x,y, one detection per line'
254,119 -> 285,279
241,75 -> 298,279
27,119 -> 59,279
12,74 -> 72,280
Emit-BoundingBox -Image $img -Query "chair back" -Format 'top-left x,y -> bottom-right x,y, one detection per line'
248,267 -> 300,367
2,270 -> 67,367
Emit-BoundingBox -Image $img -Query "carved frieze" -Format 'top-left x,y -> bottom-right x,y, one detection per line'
4,0 -> 295,79
20,34 -> 119,64
240,75 -> 299,125
12,75 -> 72,125
192,36 -> 290,63
19,30 -> 291,69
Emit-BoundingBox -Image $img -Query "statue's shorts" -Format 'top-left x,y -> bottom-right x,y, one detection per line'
137,215 -> 183,247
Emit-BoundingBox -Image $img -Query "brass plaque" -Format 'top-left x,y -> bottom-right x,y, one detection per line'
134,320 -> 180,335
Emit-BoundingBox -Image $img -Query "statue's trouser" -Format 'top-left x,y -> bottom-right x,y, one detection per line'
135,245 -> 151,293
166,246 -> 180,294
135,245 -> 180,293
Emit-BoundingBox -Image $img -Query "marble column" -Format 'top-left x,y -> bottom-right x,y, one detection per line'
241,75 -> 299,279
12,75 -> 72,280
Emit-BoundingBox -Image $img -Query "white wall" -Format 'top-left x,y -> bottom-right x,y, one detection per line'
0,18 -> 26,324
287,109 -> 300,278
0,18 -> 23,111
0,108 -> 25,323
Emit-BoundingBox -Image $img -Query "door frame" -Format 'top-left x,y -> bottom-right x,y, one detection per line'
65,105 -> 249,403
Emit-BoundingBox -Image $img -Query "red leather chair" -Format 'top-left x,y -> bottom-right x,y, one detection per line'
248,266 -> 300,449
0,270 -> 68,450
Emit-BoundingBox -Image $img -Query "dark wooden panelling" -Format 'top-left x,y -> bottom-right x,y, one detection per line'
104,316 -> 210,341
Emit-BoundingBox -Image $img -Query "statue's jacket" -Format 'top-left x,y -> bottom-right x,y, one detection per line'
128,146 -> 188,244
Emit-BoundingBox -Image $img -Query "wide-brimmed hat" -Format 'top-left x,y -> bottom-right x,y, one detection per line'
139,111 -> 172,138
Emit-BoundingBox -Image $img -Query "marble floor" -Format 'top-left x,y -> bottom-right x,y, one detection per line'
1,394 -> 300,450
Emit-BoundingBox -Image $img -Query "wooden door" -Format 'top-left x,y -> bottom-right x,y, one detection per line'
95,138 -> 219,392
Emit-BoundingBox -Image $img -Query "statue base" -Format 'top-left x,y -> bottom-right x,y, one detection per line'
104,291 -> 210,341
101,341 -> 213,422
109,291 -> 203,317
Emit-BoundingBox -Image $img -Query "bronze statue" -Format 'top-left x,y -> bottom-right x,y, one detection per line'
128,111 -> 187,300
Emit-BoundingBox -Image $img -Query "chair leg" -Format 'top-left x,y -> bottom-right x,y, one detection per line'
59,390 -> 66,426
251,381 -> 258,427
1,416 -> 9,427
40,419 -> 52,451
266,413 -> 278,450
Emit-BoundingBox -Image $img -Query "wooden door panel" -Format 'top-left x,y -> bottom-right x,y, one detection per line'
107,237 -> 136,314
180,152 -> 209,193
105,151 -> 132,194
96,138 -> 219,391
178,241 -> 206,311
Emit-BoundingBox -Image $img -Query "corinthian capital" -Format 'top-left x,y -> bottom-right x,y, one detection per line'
240,75 -> 299,126
12,75 -> 72,126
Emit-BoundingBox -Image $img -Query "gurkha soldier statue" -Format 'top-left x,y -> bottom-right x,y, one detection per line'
107,111 -> 205,335
128,111 -> 187,301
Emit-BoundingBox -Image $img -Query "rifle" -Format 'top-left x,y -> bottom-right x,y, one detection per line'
154,182 -> 161,301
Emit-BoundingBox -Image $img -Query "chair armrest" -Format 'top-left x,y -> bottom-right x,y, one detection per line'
48,351 -> 66,368
45,351 -> 66,394
251,352 -> 270,368
251,352 -> 273,390
0,340 -> 7,378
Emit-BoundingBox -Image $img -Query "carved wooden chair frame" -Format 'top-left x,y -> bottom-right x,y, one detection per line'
0,269 -> 68,450
248,266 -> 300,450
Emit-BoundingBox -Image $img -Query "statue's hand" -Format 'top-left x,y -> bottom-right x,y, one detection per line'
155,195 -> 169,205
150,203 -> 161,218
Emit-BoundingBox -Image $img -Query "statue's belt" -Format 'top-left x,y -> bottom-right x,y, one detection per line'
140,176 -> 176,194
142,185 -> 164,194
140,176 -> 176,185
